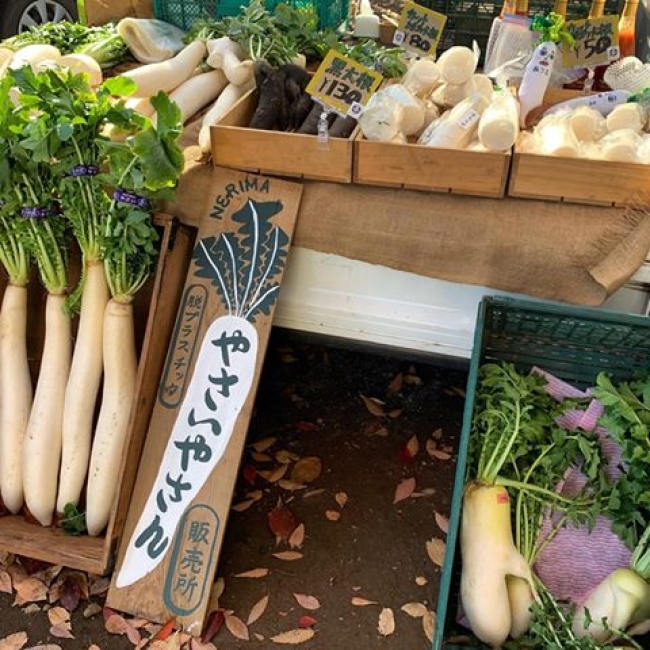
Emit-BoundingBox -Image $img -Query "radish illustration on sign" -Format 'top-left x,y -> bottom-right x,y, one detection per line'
116,199 -> 289,588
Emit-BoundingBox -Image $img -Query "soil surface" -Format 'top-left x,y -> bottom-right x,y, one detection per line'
0,329 -> 468,649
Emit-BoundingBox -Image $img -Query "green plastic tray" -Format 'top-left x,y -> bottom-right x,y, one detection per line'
432,296 -> 650,650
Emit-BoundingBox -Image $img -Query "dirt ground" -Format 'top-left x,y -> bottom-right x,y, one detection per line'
0,329 -> 468,649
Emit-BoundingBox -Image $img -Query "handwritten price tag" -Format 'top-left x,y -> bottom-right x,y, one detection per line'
562,16 -> 620,69
393,1 -> 447,56
305,50 -> 383,118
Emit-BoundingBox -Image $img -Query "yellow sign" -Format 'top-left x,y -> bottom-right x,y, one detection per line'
393,1 -> 447,56
305,50 -> 383,117
563,16 -> 620,68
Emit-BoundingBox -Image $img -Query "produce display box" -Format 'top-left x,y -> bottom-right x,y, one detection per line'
211,88 -> 357,183
0,215 -> 196,576
354,134 -> 511,198
432,296 -> 650,650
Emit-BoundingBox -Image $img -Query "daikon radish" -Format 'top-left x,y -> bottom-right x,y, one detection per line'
402,58 -> 441,98
543,90 -> 631,117
478,90 -> 519,151
153,69 -> 228,126
0,48 -> 13,76
507,574 -> 536,639
421,92 -> 489,149
125,96 -> 155,117
10,44 -> 61,71
117,17 -> 186,63
472,74 -> 494,100
359,95 -> 405,142
437,45 -> 478,85
382,84 -> 425,136
120,40 -> 207,97
568,105 -> 606,141
600,128 -> 640,161
207,37 -> 253,86
57,54 -> 103,86
606,102 -> 646,133
23,294 -> 71,526
198,78 -> 256,153
431,80 -> 473,108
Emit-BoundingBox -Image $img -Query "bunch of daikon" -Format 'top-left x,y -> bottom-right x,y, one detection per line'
0,65 -> 183,535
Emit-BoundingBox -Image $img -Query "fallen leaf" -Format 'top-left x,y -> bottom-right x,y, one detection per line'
294,421 -> 318,433
426,439 -> 452,460
0,632 -> 28,650
351,597 -> 378,606
293,593 -> 320,610
388,372 -> 403,394
23,646 -> 61,650
251,451 -> 273,463
252,437 -> 277,453
247,595 -> 269,626
201,610 -> 224,643
273,551 -> 303,561
259,464 -> 290,483
88,645 -> 101,650
302,489 -> 325,499
225,614 -> 249,641
14,576 -> 47,605
23,604 -> 41,614
432,428 -> 443,440
378,608 -> 395,636
275,450 -> 300,464
401,602 -> 428,618
388,408 -> 404,418
393,478 -> 416,504
83,603 -> 102,619
288,523 -> 305,550
325,510 -> 340,521
47,607 -> 70,626
423,610 -> 436,642
406,435 -> 419,458
268,502 -> 299,543
278,480 -> 306,491
452,386 -> 466,397
105,614 -> 141,645
361,395 -> 385,417
421,488 -> 436,495
426,538 -> 446,567
48,625 -> 73,640
232,499 -> 256,513
59,572 -> 87,612
435,512 -> 449,534
404,368 -> 422,385
253,633 -> 265,641
270,629 -> 315,644
191,640 -> 217,650
335,492 -> 348,509
415,576 -> 428,586
281,353 -> 297,363
89,577 -> 110,596
234,568 -> 269,579
298,616 -> 316,628
247,490 -> 263,502
242,464 -> 258,486
0,569 -> 12,594
31,565 -> 62,587
290,457 -> 322,484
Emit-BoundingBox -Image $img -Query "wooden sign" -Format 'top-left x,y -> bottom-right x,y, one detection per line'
393,1 -> 447,56
305,50 -> 383,118
562,16 -> 620,68
107,168 -> 303,633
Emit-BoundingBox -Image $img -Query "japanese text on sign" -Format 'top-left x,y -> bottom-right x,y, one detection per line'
563,16 -> 620,68
306,50 -> 383,118
393,1 -> 447,55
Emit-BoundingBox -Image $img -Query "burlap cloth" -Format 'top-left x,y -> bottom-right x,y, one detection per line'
169,133 -> 650,307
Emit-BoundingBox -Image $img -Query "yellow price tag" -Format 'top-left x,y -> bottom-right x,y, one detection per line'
393,1 -> 447,56
305,50 -> 383,118
562,16 -> 620,69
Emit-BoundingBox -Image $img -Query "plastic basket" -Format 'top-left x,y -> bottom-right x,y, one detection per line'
153,0 -> 349,31
432,296 -> 650,650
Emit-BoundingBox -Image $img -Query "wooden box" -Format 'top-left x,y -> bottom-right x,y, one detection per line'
354,135 -> 511,198
0,215 -> 195,575
210,89 -> 357,183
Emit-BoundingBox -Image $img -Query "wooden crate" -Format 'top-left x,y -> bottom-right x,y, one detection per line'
0,215 -> 195,575
354,134 -> 511,198
210,89 -> 357,183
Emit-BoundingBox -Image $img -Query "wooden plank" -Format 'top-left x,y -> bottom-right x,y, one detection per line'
107,169 -> 303,632
354,136 -> 510,198
211,90 -> 356,183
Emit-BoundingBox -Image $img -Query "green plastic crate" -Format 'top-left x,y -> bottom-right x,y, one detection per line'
153,0 -> 348,31
432,296 -> 650,650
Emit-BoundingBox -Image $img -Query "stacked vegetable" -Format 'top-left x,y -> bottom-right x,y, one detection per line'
459,363 -> 650,649
0,62 -> 183,536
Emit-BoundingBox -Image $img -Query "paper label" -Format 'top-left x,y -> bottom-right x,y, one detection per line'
562,16 -> 620,69
393,1 -> 447,55
458,110 -> 480,130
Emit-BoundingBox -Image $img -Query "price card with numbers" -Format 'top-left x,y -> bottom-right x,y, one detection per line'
393,1 -> 447,56
562,16 -> 620,68
305,50 -> 383,118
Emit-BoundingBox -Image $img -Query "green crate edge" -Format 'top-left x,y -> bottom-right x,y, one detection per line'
431,295 -> 650,650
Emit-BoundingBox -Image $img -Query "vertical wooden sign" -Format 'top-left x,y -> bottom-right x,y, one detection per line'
107,168 -> 303,633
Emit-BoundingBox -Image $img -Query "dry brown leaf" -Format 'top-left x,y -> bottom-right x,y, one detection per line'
32,565 -> 62,587
378,608 -> 395,636
432,428 -> 443,440
88,645 -> 101,650
278,480 -> 306,491
421,488 -> 436,496
401,603 -> 428,618
0,569 -> 12,594
14,576 -> 47,605
426,439 -> 452,460
251,451 -> 273,463
23,646 -> 61,650
253,633 -> 264,641
335,492 -> 348,509
190,640 -> 217,650
435,512 -> 449,534
325,510 -> 340,521
288,523 -> 305,550
89,576 -> 110,597
388,408 -> 404,419
426,538 -> 446,567
259,464 -> 289,483
270,629 -> 315,644
275,450 -> 300,464
0,632 -> 28,650
290,457 -> 322,484
393,477 -> 416,504
302,488 -> 325,499
225,614 -> 249,641
129,619 -> 150,629
22,604 -> 41,614
361,395 -> 385,417
47,607 -> 70,626
48,625 -> 73,640
351,597 -> 378,606
83,603 -> 102,619
235,568 -> 269,579
272,551 -> 303,561
252,437 -> 276,453
268,501 -> 299,543
415,576 -> 428,586
404,368 -> 422,385
388,372 -> 403,394
406,435 -> 419,458
247,594 -> 269,626
232,499 -> 256,513
423,610 -> 436,642
247,490 -> 263,501
293,593 -> 320,610
369,426 -> 389,437
105,614 -> 141,645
